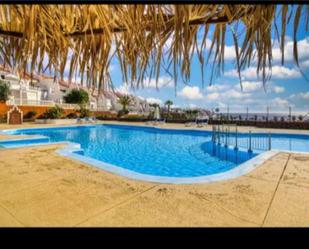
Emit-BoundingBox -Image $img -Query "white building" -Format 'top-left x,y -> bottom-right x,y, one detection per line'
0,65 -> 149,113
0,68 -> 42,105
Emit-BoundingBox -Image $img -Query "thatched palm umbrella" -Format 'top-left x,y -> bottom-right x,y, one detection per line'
0,4 -> 308,93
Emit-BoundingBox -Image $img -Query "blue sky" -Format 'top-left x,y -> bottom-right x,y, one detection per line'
104,9 -> 309,115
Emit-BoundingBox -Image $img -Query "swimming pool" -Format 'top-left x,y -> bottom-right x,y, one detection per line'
1,124 -> 309,183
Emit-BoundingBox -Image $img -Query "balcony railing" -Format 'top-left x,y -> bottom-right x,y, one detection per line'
7,98 -> 55,106
57,103 -> 79,109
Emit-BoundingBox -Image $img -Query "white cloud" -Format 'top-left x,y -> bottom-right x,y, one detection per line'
225,89 -> 251,99
226,36 -> 309,65
143,76 -> 174,88
289,91 -> 309,101
235,81 -> 263,92
300,60 -> 309,69
270,66 -> 301,79
205,89 -> 250,101
272,86 -> 285,94
273,37 -> 309,63
196,37 -> 239,60
115,85 -> 131,95
187,103 -> 197,109
194,79 -> 294,112
178,86 -> 203,100
123,76 -> 173,89
204,84 -> 229,92
205,92 -> 220,101
298,92 -> 309,100
235,81 -> 285,94
223,37 -> 308,81
146,97 -> 163,105
272,97 -> 289,107
224,44 -> 237,60
199,36 -> 309,63
225,65 -> 301,80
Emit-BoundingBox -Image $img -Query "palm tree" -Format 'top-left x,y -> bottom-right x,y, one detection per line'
185,109 -> 199,120
165,100 -> 173,114
149,103 -> 159,108
118,95 -> 131,112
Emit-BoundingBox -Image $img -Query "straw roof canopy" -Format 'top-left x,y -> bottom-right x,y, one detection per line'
0,4 -> 308,92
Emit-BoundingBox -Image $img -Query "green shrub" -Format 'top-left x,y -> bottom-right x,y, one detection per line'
96,113 -> 116,120
63,89 -> 89,106
120,114 -> 145,120
118,95 -> 131,113
117,114 -> 148,122
162,112 -> 187,120
24,110 -> 37,119
0,114 -> 7,123
42,105 -> 64,119
79,107 -> 91,118
0,80 -> 10,102
125,114 -> 144,119
117,109 -> 129,117
66,112 -> 78,119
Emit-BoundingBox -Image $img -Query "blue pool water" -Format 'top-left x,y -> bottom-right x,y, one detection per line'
1,124 -> 309,178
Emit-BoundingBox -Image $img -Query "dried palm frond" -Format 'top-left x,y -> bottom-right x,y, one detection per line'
0,4 -> 308,93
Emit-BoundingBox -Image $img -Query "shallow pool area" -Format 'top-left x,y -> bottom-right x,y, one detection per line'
1,124 -> 309,183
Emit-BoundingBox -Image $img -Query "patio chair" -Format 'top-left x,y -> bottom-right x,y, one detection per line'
185,120 -> 196,127
146,118 -> 165,126
196,119 -> 208,128
156,118 -> 166,125
145,120 -> 154,125
196,121 -> 204,128
85,117 -> 92,123
87,116 -> 96,123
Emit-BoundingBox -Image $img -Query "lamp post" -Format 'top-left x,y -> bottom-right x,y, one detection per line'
266,106 -> 269,122
289,106 -> 292,122
246,107 -> 249,120
227,105 -> 230,121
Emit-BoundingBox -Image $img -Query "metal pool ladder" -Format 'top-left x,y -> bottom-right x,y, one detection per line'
212,124 -> 272,152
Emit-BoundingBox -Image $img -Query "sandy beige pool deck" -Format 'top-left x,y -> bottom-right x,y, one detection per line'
0,121 -> 309,227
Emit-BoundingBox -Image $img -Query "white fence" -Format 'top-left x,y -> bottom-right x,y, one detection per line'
6,98 -> 109,111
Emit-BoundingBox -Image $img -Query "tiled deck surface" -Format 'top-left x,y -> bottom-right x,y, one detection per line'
0,121 -> 308,227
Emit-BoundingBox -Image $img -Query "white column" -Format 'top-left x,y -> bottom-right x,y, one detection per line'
19,87 -> 22,105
